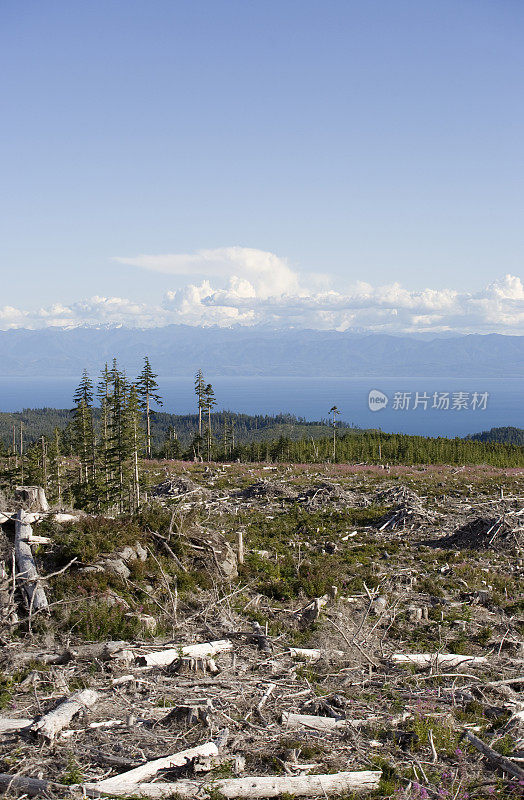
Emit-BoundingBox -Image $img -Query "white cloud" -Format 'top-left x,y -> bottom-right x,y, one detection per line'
114,246 -> 300,298
0,306 -> 28,327
1,296 -> 164,330
1,245 -> 524,334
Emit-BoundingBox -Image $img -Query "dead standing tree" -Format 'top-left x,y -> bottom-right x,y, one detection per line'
329,405 -> 340,461
14,508 -> 49,614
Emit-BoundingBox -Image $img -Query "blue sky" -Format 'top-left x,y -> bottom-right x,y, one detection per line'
1,0 -> 523,331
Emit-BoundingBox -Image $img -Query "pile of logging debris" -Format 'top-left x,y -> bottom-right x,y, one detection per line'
435,513 -> 524,550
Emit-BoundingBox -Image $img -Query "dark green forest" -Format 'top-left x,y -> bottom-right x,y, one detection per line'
0,407 -> 348,451
467,426 -> 524,446
235,430 -> 524,468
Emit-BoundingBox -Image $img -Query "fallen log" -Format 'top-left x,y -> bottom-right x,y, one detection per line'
282,711 -> 409,731
30,688 -> 99,741
14,510 -> 49,612
392,653 -> 488,669
0,718 -> 32,733
68,641 -> 132,661
282,712 -> 347,730
94,742 -> 220,792
84,770 -> 382,798
0,773 -> 71,797
137,639 -> 232,668
288,647 -> 344,661
463,730 -> 524,780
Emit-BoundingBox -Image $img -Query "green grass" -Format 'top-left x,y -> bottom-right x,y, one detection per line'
66,602 -> 143,641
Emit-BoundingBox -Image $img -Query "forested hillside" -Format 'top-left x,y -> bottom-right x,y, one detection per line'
468,426 -> 524,445
0,407 -> 344,451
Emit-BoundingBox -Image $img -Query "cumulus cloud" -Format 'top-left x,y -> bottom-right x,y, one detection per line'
0,296 -> 163,330
0,306 -> 28,325
1,244 -> 523,335
114,246 -> 300,298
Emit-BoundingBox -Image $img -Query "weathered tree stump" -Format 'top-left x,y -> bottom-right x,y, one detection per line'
14,486 -> 49,513
162,699 -> 214,727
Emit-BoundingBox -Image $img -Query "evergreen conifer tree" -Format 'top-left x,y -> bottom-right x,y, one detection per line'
203,383 -> 217,460
73,370 -> 95,485
137,356 -> 162,458
194,369 -> 206,457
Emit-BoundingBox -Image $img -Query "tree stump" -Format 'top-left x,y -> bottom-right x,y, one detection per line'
14,487 -> 49,513
162,700 -> 214,727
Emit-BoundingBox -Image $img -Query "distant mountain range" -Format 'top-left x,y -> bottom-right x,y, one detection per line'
0,326 -> 523,377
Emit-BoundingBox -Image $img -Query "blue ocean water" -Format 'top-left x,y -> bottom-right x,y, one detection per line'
0,375 -> 522,437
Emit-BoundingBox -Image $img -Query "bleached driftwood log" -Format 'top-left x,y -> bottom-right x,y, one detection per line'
14,486 -> 49,512
94,742 -> 220,792
288,647 -> 344,661
14,510 -> 49,612
392,653 -> 488,669
84,770 -> 382,798
0,718 -> 32,733
281,712 -> 347,730
137,639 -> 232,668
31,688 -> 99,741
281,711 -> 408,731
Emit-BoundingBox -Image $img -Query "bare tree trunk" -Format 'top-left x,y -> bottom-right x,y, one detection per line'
236,529 -> 244,565
31,688 -> 99,741
391,653 -> 487,668
0,774 -> 70,797
84,770 -> 381,798
14,510 -> 49,612
137,639 -> 232,668
94,742 -> 219,792
146,392 -> 151,458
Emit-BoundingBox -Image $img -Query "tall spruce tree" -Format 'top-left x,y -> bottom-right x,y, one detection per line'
194,369 -> 206,457
127,384 -> 144,509
97,363 -> 112,504
194,369 -> 206,436
73,370 -> 95,485
107,360 -> 129,510
203,383 -> 217,461
137,356 -> 162,458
